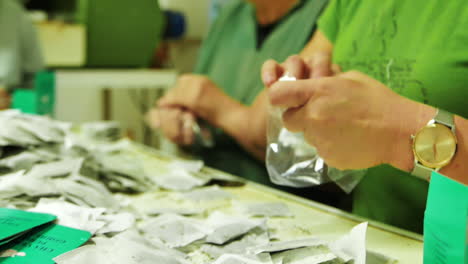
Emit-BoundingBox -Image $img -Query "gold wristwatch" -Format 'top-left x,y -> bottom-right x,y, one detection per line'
411,109 -> 457,180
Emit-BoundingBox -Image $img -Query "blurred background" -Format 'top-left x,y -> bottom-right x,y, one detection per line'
4,0 -> 224,148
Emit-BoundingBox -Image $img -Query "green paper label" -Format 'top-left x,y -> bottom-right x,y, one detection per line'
0,208 -> 56,244
0,224 -> 91,264
424,172 -> 468,264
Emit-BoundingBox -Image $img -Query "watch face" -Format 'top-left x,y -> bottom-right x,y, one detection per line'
413,124 -> 457,168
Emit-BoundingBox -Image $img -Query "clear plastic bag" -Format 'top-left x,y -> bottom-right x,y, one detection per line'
266,76 -> 366,194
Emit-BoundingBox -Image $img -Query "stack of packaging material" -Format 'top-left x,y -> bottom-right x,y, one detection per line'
0,111 -> 383,264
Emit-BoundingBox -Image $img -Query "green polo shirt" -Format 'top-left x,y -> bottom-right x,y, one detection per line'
318,0 -> 468,233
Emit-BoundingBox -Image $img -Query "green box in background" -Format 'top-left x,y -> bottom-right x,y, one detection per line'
12,72 -> 55,116
32,0 -> 166,68
75,0 -> 166,68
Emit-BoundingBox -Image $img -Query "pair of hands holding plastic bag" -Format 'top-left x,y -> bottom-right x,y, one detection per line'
261,53 -> 430,192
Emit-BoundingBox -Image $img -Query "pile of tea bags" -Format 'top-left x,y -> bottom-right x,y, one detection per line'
0,111 -> 224,200
0,111 -> 391,264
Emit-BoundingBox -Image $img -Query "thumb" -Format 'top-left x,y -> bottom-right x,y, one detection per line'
262,59 -> 284,87
308,52 -> 333,78
269,79 -> 317,108
145,108 -> 161,130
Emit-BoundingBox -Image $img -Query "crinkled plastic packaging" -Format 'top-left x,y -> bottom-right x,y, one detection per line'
266,75 -> 366,193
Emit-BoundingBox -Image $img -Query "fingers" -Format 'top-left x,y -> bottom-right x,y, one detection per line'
331,64 -> 342,75
262,59 -> 284,87
154,107 -> 197,146
269,79 -> 320,108
262,53 -> 337,89
282,55 -> 310,80
158,87 -> 196,110
157,75 -> 191,108
282,106 -> 307,133
158,107 -> 186,145
158,90 -> 180,108
181,111 -> 196,146
160,108 -> 183,144
145,108 -> 161,130
307,52 -> 333,78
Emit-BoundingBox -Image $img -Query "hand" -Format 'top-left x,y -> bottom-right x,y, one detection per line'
261,53 -> 340,87
146,107 -> 196,146
269,71 -> 435,171
158,74 -> 226,123
0,87 -> 11,110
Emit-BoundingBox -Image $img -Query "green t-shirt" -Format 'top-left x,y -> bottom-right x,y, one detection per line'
193,0 -> 328,186
319,0 -> 468,233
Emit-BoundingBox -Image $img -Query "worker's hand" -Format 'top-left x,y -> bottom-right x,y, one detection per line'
269,71 -> 435,171
146,107 -> 196,146
0,87 -> 11,110
261,53 -> 340,87
158,74 -> 226,124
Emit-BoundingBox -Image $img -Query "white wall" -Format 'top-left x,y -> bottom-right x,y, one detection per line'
54,70 -> 178,146
159,0 -> 211,39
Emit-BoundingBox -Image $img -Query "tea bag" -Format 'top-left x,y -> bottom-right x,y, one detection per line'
328,222 -> 367,264
150,159 -> 210,191
169,160 -> 204,173
54,177 -> 116,209
243,202 -> 293,218
96,212 -> 136,234
182,186 -> 233,201
29,199 -> 107,234
26,158 -> 84,178
154,169 -> 211,191
54,230 -> 190,264
0,170 -> 59,199
249,237 -> 326,255
146,206 -> 205,216
141,214 -> 211,248
0,119 -> 42,146
205,212 -> 267,245
16,116 -> 66,143
95,150 -> 149,186
81,121 -> 122,141
254,223 -> 368,264
0,151 -> 45,170
213,254 -> 273,264
201,228 -> 270,259
271,246 -> 341,264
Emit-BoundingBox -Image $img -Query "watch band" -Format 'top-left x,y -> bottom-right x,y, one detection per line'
432,109 -> 455,129
412,162 -> 435,180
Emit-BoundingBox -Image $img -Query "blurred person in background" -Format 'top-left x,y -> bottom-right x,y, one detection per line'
147,0 -> 333,193
0,0 -> 44,109
209,0 -> 232,22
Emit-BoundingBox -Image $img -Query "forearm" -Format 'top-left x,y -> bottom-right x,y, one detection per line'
206,92 -> 268,162
390,100 -> 468,185
300,30 -> 333,58
216,104 -> 266,161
